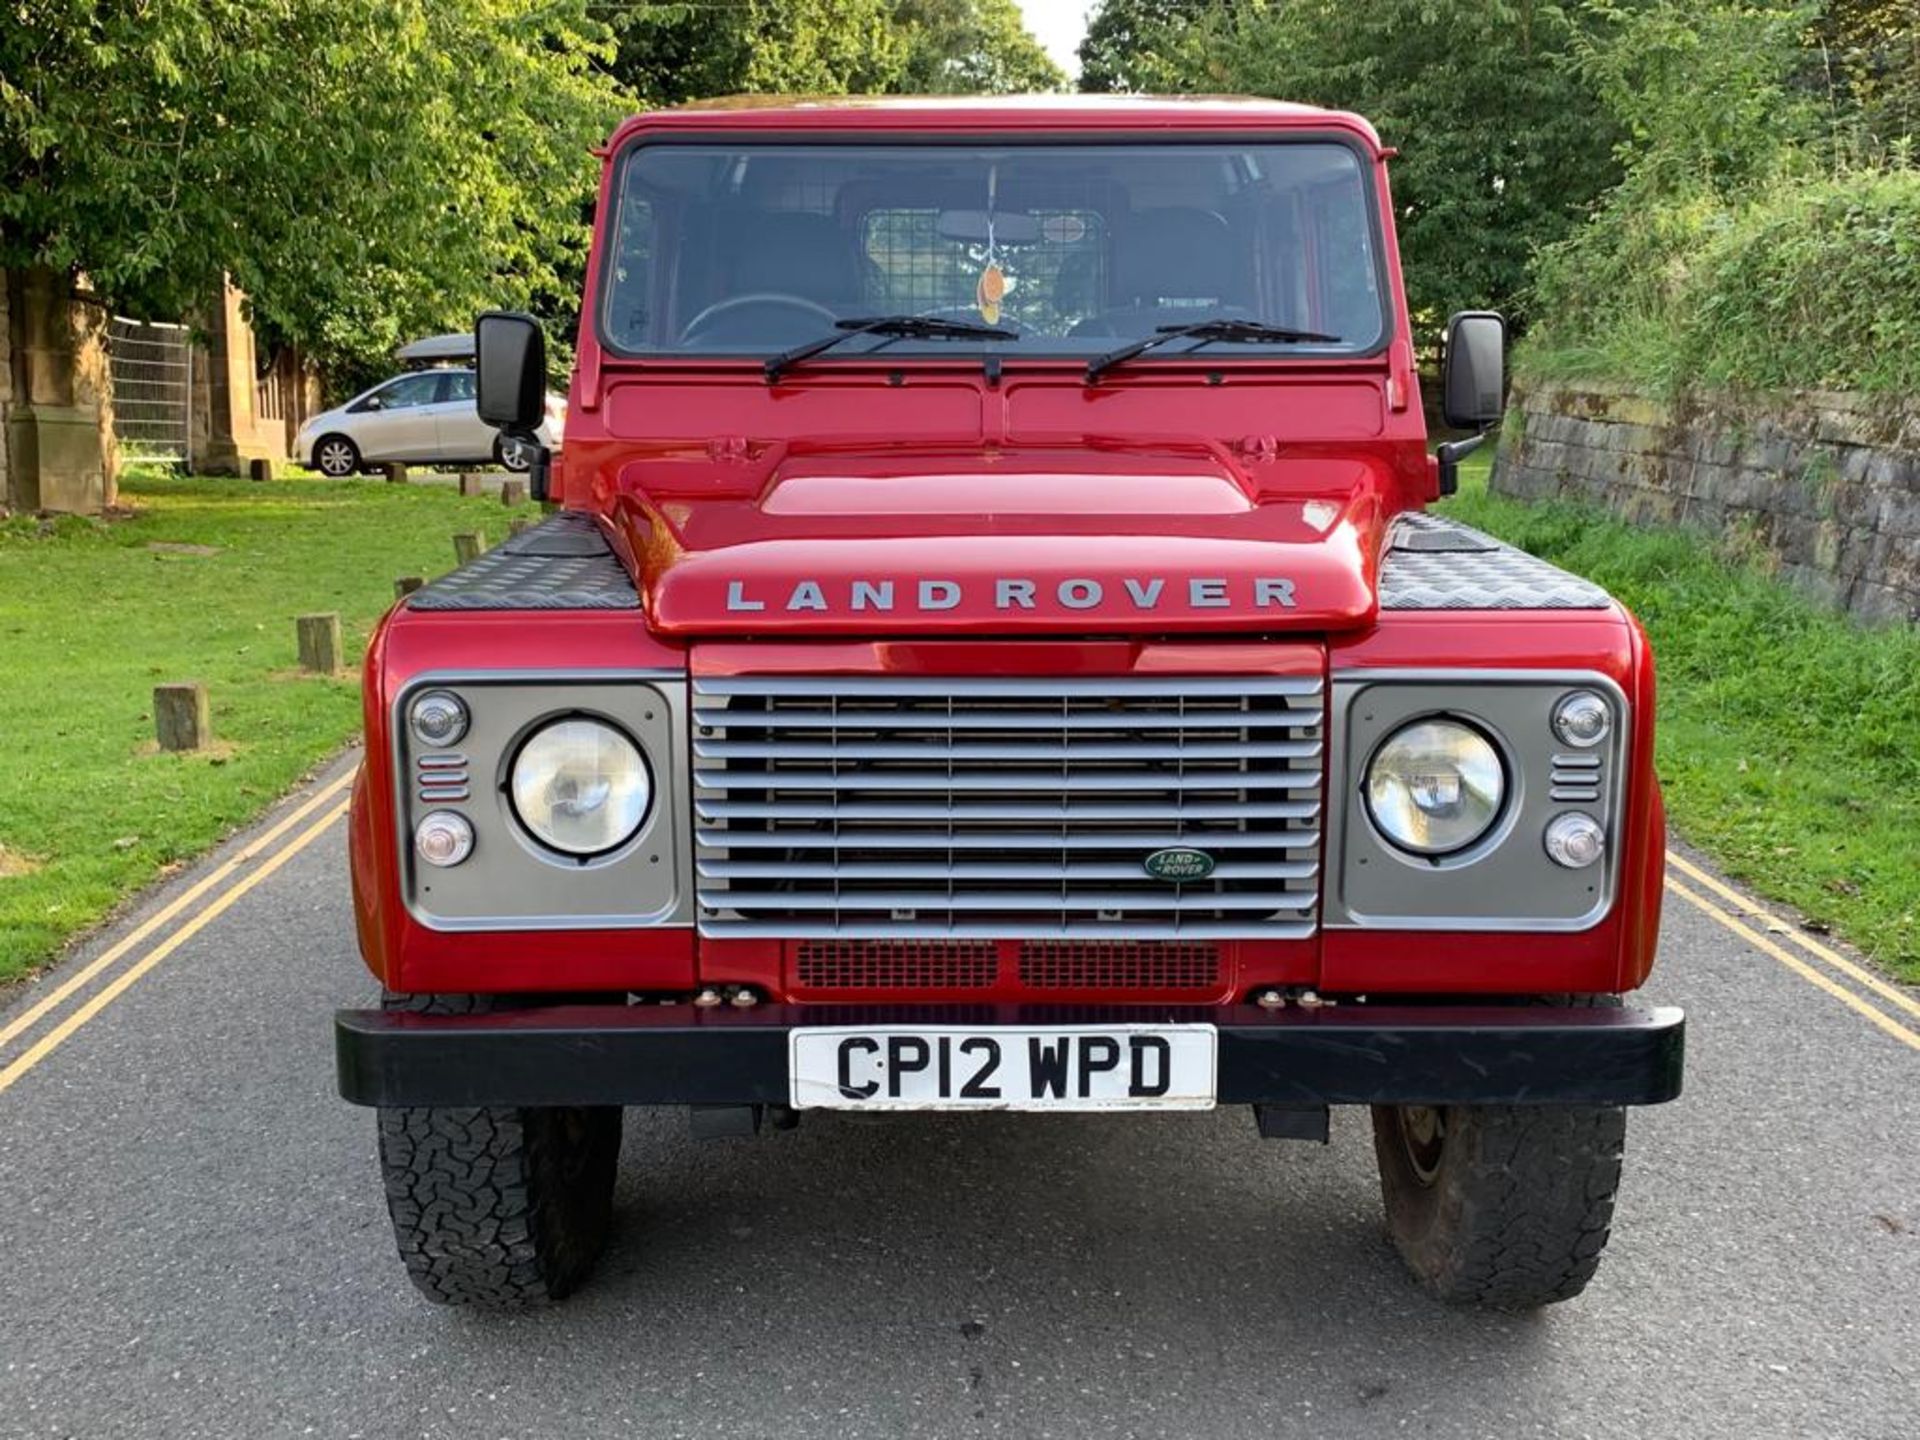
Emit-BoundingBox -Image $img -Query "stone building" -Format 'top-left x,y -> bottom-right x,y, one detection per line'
2,270 -> 321,512
2,267 -> 118,513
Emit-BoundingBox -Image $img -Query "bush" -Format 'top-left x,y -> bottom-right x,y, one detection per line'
1522,1 -> 1920,394
1525,166 -> 1920,393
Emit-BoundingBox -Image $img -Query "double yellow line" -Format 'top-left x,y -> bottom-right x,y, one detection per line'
0,770 -> 355,1096
1664,850 -> 1920,1052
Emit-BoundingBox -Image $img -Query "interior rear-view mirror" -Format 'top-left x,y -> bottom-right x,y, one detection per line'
937,209 -> 1042,246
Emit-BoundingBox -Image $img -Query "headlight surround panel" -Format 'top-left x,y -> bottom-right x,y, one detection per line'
1329,671 -> 1628,931
391,673 -> 691,931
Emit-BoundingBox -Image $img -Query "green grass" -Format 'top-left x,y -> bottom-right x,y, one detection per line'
1446,454 -> 1920,982
0,470 -> 538,983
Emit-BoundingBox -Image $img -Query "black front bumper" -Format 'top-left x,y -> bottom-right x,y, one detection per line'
335,1002 -> 1685,1109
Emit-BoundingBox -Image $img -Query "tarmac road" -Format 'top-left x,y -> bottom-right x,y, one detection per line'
2,752 -> 1915,1440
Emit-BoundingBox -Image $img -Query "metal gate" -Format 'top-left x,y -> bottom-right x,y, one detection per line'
107,317 -> 191,464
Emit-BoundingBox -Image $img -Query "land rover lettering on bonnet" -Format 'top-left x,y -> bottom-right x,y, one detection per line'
723,575 -> 1300,613
333,96 -> 1683,1313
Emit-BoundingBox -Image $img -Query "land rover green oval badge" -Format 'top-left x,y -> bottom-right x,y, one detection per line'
1143,847 -> 1215,882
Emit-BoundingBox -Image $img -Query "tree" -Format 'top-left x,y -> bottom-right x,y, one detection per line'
737,0 -> 914,93
895,0 -> 1066,93
1570,0 -> 1815,201
611,0 -> 1059,103
1077,0 -> 1211,93
1183,1 -> 1626,330
0,1 -> 627,374
612,1 -> 908,105
1806,0 -> 1918,156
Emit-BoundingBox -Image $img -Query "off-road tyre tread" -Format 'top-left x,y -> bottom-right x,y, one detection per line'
1372,994 -> 1629,1309
376,993 -> 620,1308
1372,1102 -> 1626,1309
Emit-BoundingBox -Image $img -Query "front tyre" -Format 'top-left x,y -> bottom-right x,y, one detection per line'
311,434 -> 360,478
494,433 -> 534,472
1371,1103 -> 1626,1309
374,995 -> 621,1307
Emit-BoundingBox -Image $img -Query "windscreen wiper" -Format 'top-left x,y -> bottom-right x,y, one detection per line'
1085,319 -> 1343,384
765,314 -> 1018,382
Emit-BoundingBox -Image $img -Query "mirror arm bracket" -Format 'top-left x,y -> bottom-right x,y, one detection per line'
507,427 -> 551,504
1435,425 -> 1492,498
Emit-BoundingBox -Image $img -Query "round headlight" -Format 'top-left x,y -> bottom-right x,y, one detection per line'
415,811 -> 474,867
510,717 -> 651,856
1551,690 -> 1612,748
409,690 -> 469,748
1365,718 -> 1506,857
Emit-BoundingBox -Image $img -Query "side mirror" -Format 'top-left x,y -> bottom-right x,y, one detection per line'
475,310 -> 552,502
475,311 -> 547,431
1435,311 -> 1506,496
1441,310 -> 1506,429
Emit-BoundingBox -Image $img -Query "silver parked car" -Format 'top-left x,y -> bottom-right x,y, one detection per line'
296,367 -> 565,477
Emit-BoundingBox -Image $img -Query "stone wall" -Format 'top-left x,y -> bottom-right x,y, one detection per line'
1492,378 -> 1920,624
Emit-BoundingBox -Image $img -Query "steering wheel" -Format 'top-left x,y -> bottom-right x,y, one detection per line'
679,293 -> 839,347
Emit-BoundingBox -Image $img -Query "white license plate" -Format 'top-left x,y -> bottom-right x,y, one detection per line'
788,1024 -> 1217,1112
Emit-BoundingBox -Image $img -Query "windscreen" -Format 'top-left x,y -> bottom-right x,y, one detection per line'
599,140 -> 1388,359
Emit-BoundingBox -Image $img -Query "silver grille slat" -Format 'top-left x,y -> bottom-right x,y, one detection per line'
706,889 -> 1316,913
693,707 -> 1320,732
696,799 -> 1319,822
695,737 -> 1322,762
703,920 -> 1316,940
694,675 -> 1320,698
698,827 -> 1320,851
693,673 -> 1325,941
698,768 -> 1320,793
699,859 -> 1318,881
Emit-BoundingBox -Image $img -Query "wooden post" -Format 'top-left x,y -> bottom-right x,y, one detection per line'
507,518 -> 533,538
248,457 -> 276,483
500,478 -> 528,507
153,683 -> 210,753
383,462 -> 408,484
296,613 -> 344,675
452,532 -> 484,565
394,576 -> 425,599
458,472 -> 486,497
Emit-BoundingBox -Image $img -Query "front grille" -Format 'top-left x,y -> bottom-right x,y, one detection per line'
693,674 -> 1324,940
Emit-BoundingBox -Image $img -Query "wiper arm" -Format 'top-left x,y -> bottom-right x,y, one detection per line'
1085,319 -> 1343,383
765,314 -> 1018,382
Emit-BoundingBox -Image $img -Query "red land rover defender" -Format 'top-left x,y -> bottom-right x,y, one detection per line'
335,96 -> 1683,1310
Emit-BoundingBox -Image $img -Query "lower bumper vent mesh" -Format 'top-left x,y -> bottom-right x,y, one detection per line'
791,939 -> 1224,993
